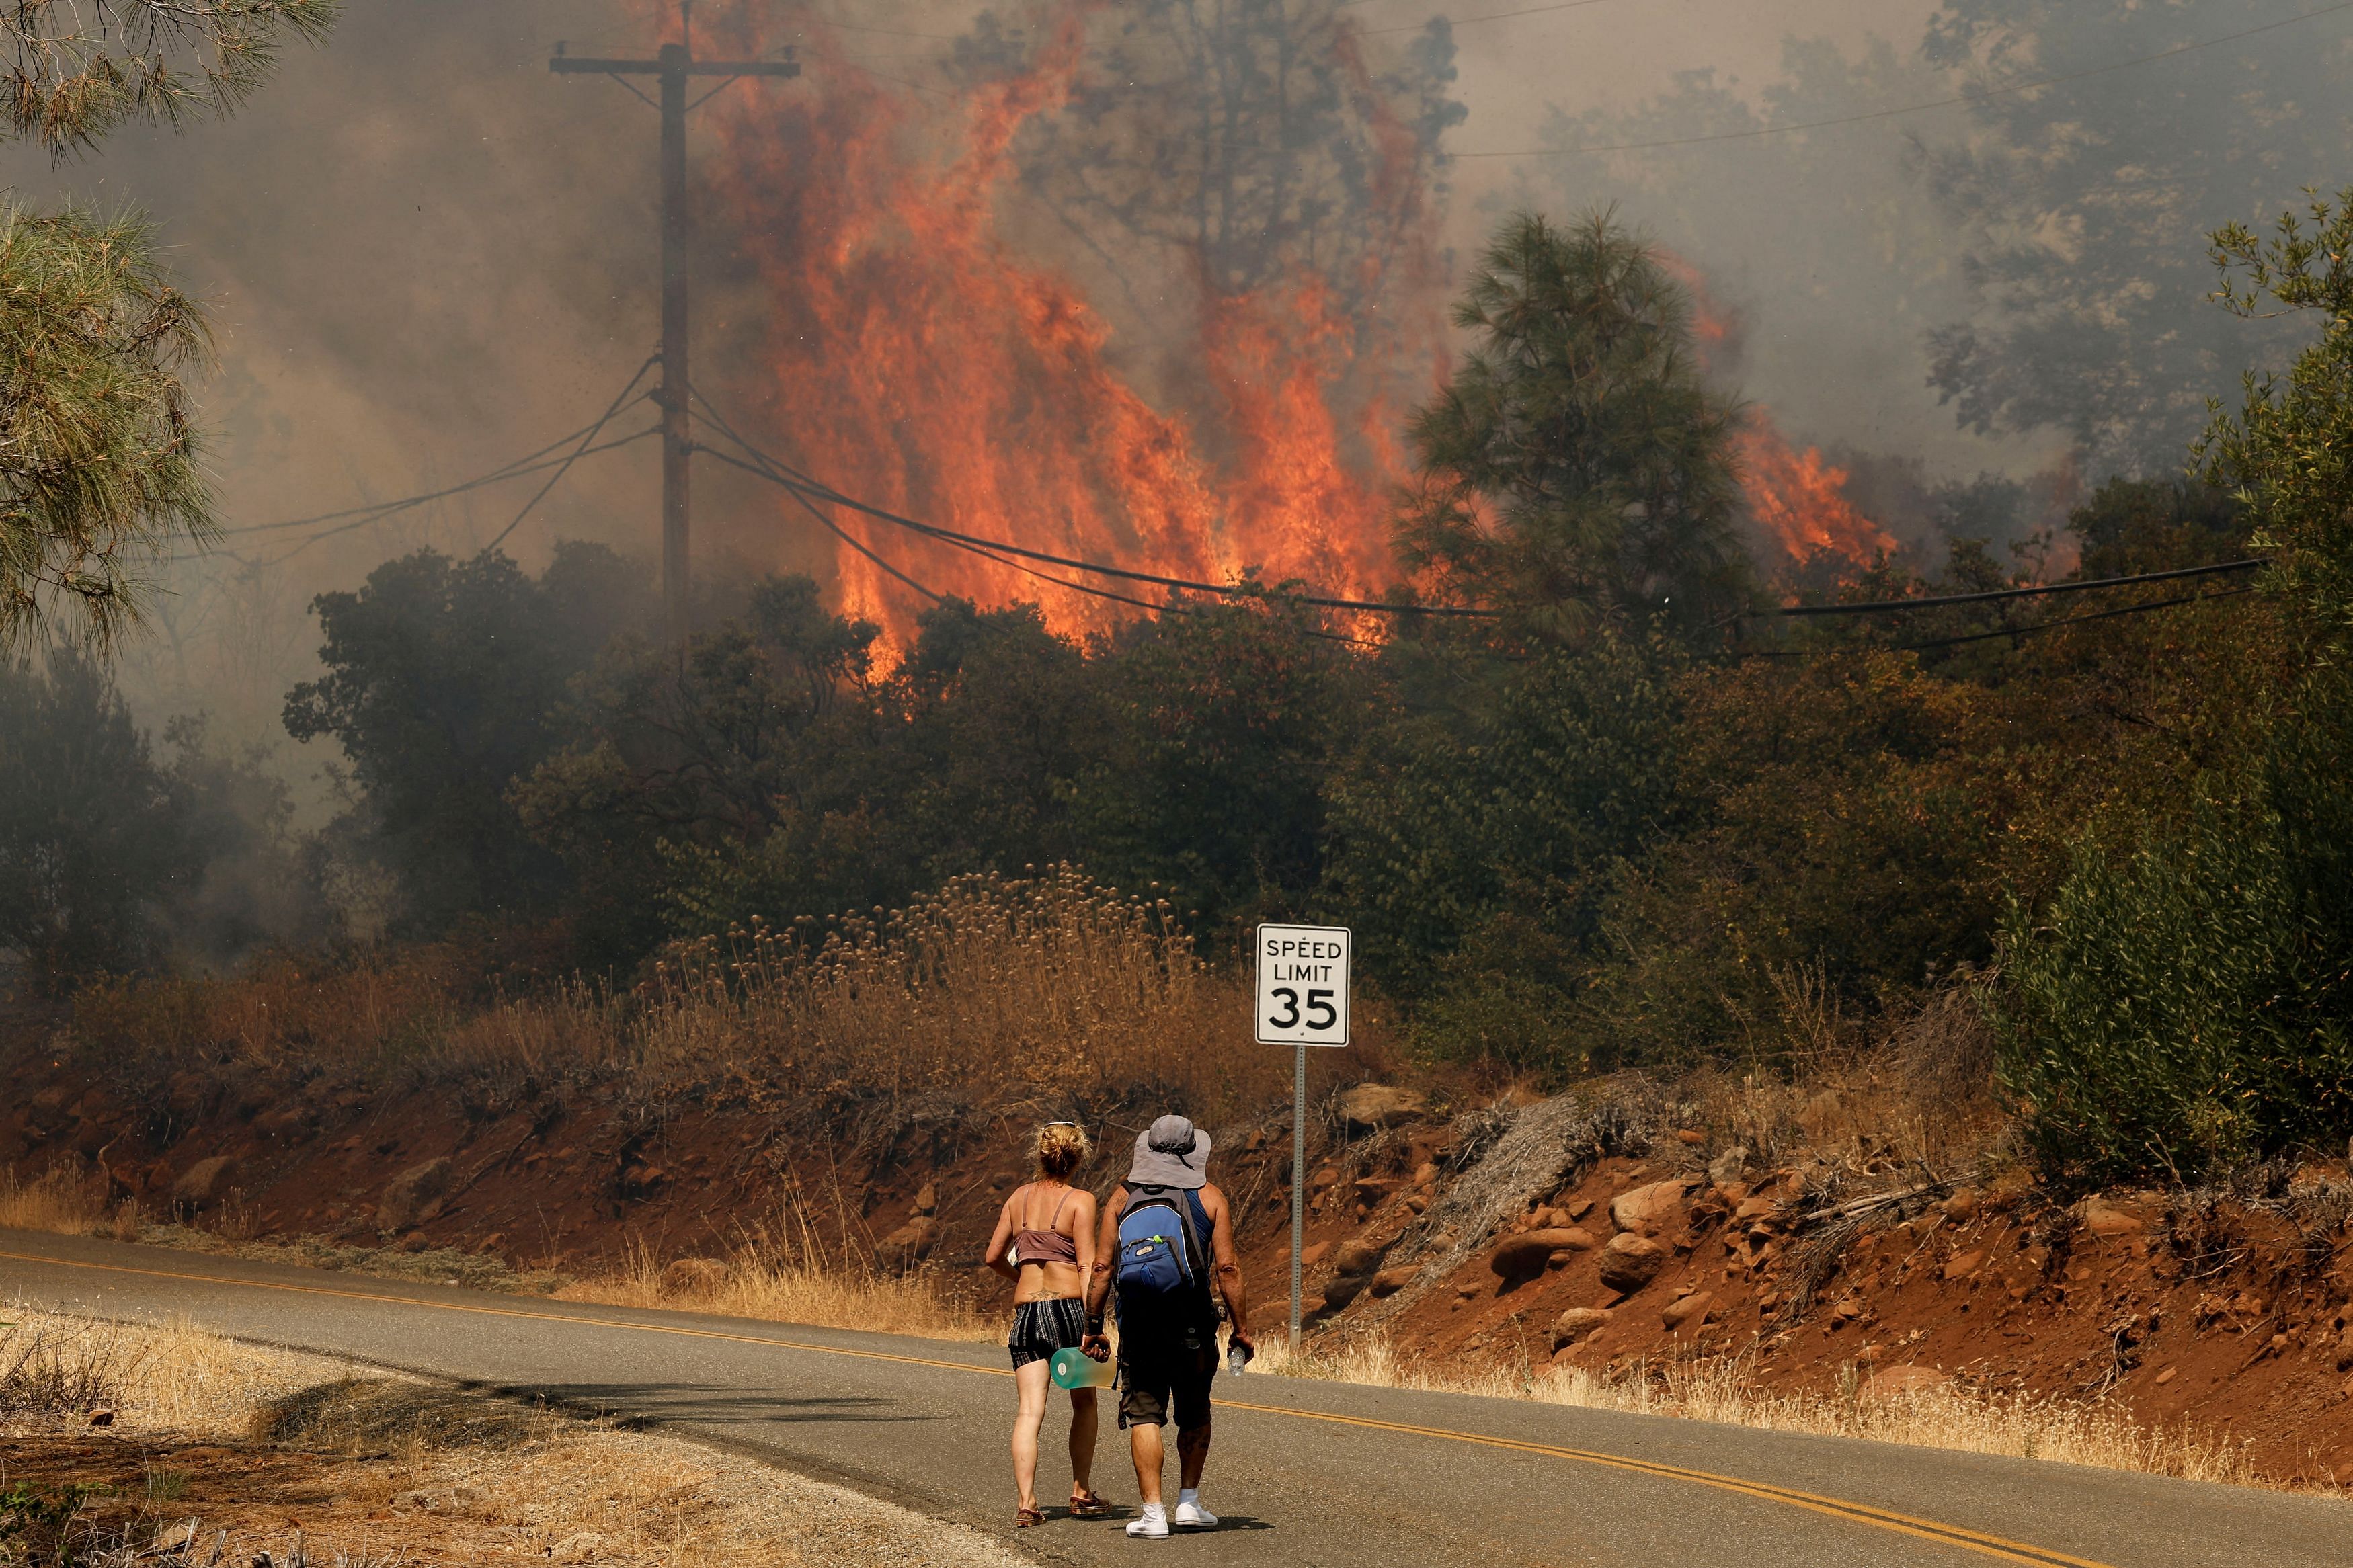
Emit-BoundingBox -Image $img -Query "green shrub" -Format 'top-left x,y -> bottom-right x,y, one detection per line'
1997,691 -> 2353,1183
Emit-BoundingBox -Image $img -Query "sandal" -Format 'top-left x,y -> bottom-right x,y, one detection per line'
1016,1506 -> 1047,1529
1068,1487 -> 1111,1518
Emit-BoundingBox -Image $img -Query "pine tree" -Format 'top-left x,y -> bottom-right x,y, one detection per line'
1396,211 -> 1750,643
0,1 -> 334,656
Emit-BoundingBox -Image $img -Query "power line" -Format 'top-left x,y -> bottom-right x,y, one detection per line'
1773,557 -> 2267,617
1367,0 -> 1618,36
171,424 -> 659,567
482,360 -> 666,552
684,429 -> 947,604
683,383 -> 2282,634
1453,0 -> 2353,160
702,423 -> 1493,616
1892,584 -> 2255,652
694,408 -> 1392,648
211,373 -> 653,540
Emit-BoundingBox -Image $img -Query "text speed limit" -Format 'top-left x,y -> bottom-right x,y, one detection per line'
1254,923 -> 1351,1046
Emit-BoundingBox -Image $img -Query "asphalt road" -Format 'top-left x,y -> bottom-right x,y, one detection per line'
1,1230 -> 2341,1567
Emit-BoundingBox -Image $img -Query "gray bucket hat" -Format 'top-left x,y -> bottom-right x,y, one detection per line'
1127,1114 -> 1211,1190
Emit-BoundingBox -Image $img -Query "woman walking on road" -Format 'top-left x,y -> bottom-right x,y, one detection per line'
984,1120 -> 1109,1528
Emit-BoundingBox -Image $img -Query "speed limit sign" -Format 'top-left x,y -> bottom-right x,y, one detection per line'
1254,923 -> 1351,1046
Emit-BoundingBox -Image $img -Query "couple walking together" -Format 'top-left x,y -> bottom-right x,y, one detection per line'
983,1114 -> 1252,1537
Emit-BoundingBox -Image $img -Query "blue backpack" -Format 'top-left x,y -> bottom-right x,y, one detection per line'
1113,1186 -> 1209,1324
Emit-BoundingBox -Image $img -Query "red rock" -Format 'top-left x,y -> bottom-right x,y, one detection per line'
1597,1234 -> 1667,1293
1674,1128 -> 1706,1146
1331,1237 -> 1386,1277
169,1155 -> 241,1212
662,1257 -> 733,1297
1552,1307 -> 1611,1348
376,1157 -> 453,1231
2077,1198 -> 2144,1239
878,1214 -> 941,1269
1942,1249 -> 1985,1281
1369,1264 -> 1419,1298
1661,1291 -> 1714,1331
1490,1228 -> 1592,1279
1941,1188 -> 1980,1221
1609,1179 -> 1693,1237
1336,1084 -> 1430,1133
1300,1240 -> 1332,1270
1862,1366 -> 1950,1400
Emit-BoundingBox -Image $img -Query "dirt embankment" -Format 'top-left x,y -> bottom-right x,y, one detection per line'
6,1048 -> 2351,1483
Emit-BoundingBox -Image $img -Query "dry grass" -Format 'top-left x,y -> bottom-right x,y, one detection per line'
0,1163 -> 108,1237
559,1233 -> 995,1342
1257,1333 -> 2285,1491
0,1309 -> 338,1429
58,869 -> 1283,1120
0,1306 -> 1025,1567
1688,965 -> 2013,1182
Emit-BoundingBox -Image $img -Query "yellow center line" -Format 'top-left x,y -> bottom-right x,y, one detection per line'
1,1247 -> 2113,1567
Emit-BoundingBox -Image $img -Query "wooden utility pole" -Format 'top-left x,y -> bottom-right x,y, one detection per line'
551,9 -> 799,638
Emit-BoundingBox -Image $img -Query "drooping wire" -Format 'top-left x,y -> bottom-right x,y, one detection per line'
688,388 -> 1396,645
684,387 -> 1491,618
482,358 -> 668,552
1750,583 -> 2258,659
211,374 -> 653,540
690,443 -> 945,603
171,425 -> 659,567
1771,556 -> 2267,617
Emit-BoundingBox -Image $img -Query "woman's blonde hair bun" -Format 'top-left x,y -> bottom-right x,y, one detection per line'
1033,1120 -> 1091,1177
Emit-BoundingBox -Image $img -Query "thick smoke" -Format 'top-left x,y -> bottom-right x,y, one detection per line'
3,0 -> 2342,748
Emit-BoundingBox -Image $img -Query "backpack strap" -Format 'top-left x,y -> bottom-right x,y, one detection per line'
1183,1189 -> 1212,1269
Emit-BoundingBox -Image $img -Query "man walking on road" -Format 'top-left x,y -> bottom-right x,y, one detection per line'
1083,1114 -> 1252,1539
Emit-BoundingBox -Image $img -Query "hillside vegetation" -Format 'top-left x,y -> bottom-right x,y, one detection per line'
9,201 -> 2353,1191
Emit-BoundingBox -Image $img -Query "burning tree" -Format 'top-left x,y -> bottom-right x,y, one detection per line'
1396,211 -> 1753,643
686,1 -> 1462,638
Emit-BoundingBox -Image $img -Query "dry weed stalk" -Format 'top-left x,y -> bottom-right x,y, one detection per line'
623,870 -> 1268,1112
1259,1333 -> 2278,1491
60,870 -> 1279,1122
3,1307 -> 1022,1567
560,1232 -> 993,1342
0,1163 -> 108,1236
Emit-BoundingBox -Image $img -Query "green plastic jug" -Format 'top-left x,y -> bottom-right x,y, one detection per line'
1050,1346 -> 1114,1389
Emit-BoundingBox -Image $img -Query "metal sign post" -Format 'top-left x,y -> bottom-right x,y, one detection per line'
1254,923 -> 1351,1355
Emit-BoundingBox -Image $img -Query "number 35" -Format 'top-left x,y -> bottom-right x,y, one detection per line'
1269,987 -> 1337,1030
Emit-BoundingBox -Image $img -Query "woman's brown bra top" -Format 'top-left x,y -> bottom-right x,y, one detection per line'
1013,1184 -> 1078,1264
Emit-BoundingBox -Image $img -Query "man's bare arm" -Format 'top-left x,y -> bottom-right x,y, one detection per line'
1206,1185 -> 1251,1348
1081,1188 -> 1121,1353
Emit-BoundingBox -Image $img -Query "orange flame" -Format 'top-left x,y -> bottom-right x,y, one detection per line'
684,3 -> 1441,642
1734,411 -> 1897,569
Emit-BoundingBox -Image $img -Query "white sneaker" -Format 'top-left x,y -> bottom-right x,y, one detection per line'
1125,1510 -> 1170,1539
1172,1499 -> 1218,1529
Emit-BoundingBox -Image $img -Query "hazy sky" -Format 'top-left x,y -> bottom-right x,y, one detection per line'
0,0 -> 2190,744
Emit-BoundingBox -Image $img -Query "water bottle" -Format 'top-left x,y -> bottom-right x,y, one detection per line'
1226,1337 -> 1252,1376
1050,1345 -> 1115,1390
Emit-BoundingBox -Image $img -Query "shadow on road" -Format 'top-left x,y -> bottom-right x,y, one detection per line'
530,1383 -> 943,1428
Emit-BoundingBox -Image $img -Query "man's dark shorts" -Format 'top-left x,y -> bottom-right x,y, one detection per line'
1117,1345 -> 1218,1431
